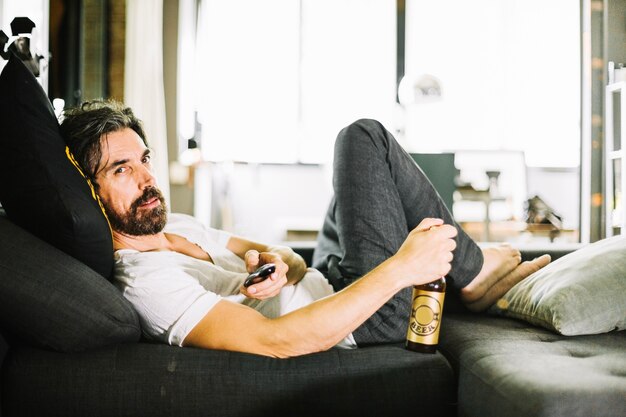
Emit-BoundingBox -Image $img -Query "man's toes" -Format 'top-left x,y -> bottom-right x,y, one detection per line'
464,254 -> 551,313
532,254 -> 551,267
500,245 -> 521,261
522,254 -> 551,275
506,250 -> 522,268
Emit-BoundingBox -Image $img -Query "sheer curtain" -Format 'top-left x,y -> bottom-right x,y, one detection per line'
124,0 -> 170,203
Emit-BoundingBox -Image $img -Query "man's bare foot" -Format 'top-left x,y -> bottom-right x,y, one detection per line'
465,254 -> 552,312
460,245 -> 522,304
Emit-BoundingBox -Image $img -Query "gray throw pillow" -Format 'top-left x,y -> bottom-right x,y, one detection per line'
489,235 -> 626,335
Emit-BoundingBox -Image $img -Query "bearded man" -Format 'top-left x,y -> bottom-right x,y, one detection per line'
60,100 -> 549,358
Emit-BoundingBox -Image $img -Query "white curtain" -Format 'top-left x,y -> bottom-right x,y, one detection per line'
124,0 -> 170,204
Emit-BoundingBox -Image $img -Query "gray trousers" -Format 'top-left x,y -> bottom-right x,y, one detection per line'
312,119 -> 484,346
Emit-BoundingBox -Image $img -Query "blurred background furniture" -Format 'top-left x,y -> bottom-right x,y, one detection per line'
410,152 -> 456,212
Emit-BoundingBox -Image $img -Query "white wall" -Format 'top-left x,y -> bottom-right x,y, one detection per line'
193,160 -> 580,244
195,162 -> 333,243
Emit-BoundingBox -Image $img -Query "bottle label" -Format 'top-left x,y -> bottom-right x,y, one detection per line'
406,289 -> 445,345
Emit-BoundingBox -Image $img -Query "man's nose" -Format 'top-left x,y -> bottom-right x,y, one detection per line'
137,164 -> 156,188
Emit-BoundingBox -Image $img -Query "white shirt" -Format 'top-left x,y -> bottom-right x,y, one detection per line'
114,214 -> 356,349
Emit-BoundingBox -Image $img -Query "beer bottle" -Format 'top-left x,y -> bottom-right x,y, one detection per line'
406,277 -> 446,353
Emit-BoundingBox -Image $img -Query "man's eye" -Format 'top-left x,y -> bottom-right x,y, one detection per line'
115,167 -> 127,174
142,155 -> 151,164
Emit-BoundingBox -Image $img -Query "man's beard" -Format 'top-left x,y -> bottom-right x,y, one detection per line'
104,187 -> 168,236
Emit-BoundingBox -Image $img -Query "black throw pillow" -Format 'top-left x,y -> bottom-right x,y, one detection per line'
0,54 -> 113,279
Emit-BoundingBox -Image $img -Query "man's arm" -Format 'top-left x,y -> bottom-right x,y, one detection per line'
183,219 -> 456,358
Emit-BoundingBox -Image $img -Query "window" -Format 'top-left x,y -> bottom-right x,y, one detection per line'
403,0 -> 580,168
192,0 -> 396,164
402,0 -> 580,236
186,0 -> 582,242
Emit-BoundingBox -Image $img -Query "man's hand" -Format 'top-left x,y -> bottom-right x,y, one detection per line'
240,250 -> 289,300
391,217 -> 458,287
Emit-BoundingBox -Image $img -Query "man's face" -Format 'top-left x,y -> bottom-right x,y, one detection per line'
95,128 -> 167,236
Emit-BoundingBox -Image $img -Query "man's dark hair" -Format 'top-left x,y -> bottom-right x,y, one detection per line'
60,99 -> 147,184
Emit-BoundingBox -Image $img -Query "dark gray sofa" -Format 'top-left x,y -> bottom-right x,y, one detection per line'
1,213 -> 625,417
0,214 -> 455,417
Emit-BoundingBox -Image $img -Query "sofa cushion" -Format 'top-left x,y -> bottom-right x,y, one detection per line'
0,54 -> 113,279
2,342 -> 455,417
439,314 -> 626,417
0,215 -> 140,352
489,235 -> 626,335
